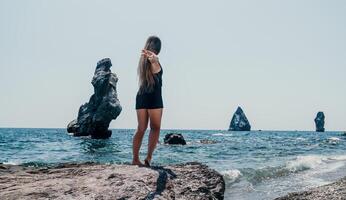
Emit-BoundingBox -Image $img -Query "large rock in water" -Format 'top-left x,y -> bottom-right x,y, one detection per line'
228,106 -> 251,131
314,111 -> 325,132
0,162 -> 225,200
67,58 -> 122,139
164,133 -> 187,145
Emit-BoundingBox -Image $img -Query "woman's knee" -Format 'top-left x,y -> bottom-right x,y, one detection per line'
150,123 -> 161,132
136,125 -> 147,134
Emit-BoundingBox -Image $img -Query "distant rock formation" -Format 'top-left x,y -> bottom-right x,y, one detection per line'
164,133 -> 187,145
0,162 -> 225,200
67,58 -> 122,139
228,106 -> 251,131
314,112 -> 325,132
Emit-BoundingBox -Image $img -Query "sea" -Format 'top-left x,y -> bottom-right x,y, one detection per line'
1,128 -> 346,200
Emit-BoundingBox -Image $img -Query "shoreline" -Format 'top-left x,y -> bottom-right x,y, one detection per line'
0,162 -> 225,200
1,162 -> 346,199
275,176 -> 346,200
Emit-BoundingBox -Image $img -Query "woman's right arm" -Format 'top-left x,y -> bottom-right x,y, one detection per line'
142,49 -> 161,73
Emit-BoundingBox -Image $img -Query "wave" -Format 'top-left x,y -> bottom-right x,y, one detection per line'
2,161 -> 19,165
327,137 -> 341,144
212,133 -> 232,136
284,155 -> 346,173
222,169 -> 242,183
327,155 -> 346,161
295,137 -> 306,141
285,155 -> 323,172
212,133 -> 225,136
328,137 -> 341,141
230,155 -> 346,185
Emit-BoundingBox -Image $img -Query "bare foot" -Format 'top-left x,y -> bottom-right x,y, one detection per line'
132,160 -> 143,166
144,157 -> 151,167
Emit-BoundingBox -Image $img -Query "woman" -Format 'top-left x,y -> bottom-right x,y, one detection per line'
132,36 -> 163,166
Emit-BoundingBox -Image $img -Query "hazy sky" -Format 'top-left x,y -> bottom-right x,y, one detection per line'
0,0 -> 345,130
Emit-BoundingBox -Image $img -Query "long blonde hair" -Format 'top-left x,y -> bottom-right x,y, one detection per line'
138,36 -> 161,94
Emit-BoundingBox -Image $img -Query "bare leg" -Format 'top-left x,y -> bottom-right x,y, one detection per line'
132,109 -> 149,165
145,108 -> 163,165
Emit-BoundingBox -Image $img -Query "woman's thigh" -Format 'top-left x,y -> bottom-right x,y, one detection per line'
136,109 -> 149,132
148,108 -> 163,129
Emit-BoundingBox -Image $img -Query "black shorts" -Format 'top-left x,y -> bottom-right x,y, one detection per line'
135,91 -> 163,109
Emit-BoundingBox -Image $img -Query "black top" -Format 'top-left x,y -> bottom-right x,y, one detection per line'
135,65 -> 163,109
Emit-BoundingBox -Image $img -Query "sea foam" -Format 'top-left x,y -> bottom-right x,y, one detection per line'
3,161 -> 19,165
212,133 -> 232,137
285,154 -> 346,173
327,137 -> 341,144
212,133 -> 225,136
285,155 -> 323,172
222,169 -> 242,183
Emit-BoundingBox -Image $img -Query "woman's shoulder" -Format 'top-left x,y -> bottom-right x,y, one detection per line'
158,62 -> 163,73
152,63 -> 163,75
158,63 -> 163,74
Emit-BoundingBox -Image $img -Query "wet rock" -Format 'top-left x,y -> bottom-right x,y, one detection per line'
228,106 -> 251,131
314,112 -> 325,132
0,162 -> 225,200
66,119 -> 78,133
67,58 -> 122,139
164,133 -> 187,145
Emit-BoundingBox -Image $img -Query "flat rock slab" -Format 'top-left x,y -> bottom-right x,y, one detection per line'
0,162 -> 224,200
275,177 -> 346,200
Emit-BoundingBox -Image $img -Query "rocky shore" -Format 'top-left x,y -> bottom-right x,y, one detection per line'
0,162 -> 225,200
275,176 -> 346,200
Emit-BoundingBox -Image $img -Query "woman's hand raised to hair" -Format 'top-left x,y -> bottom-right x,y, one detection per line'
141,49 -> 159,64
142,49 -> 161,73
